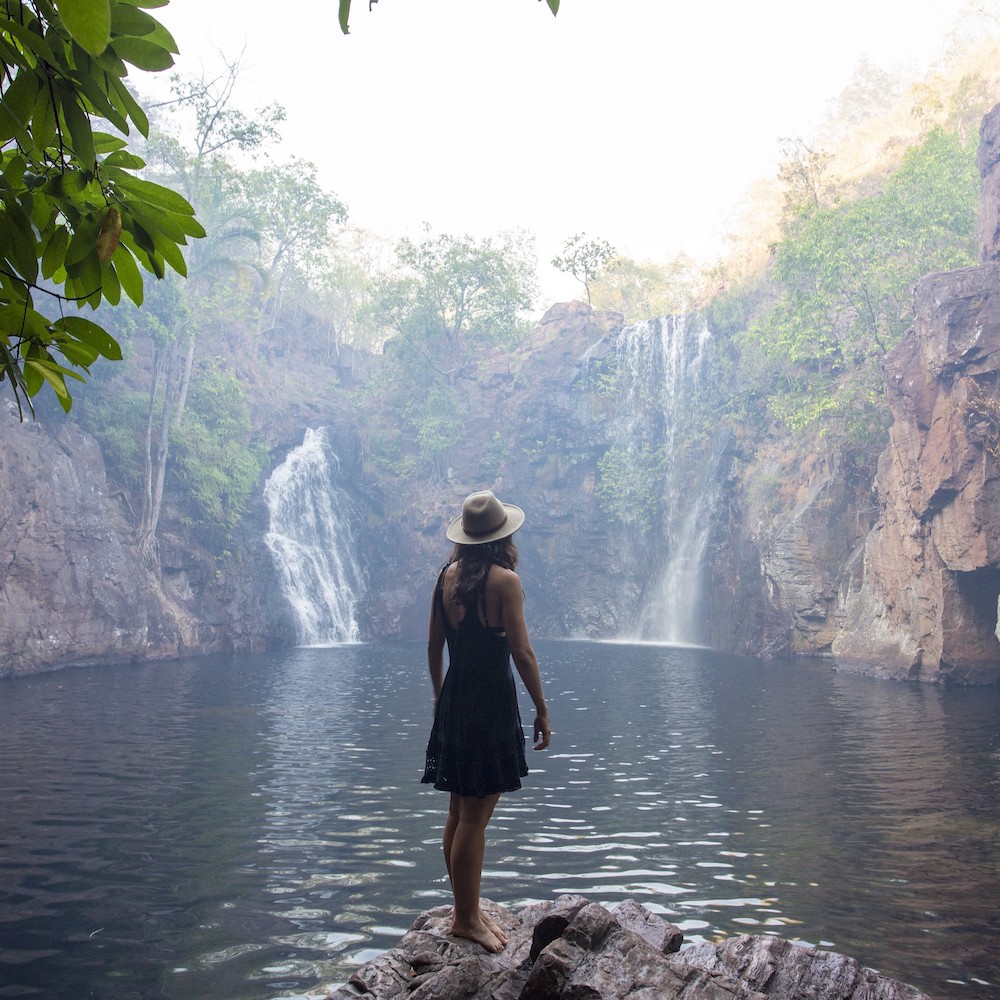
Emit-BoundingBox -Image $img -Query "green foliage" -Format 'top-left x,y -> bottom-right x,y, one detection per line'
358,229 -> 537,483
362,228 -> 536,481
590,253 -> 700,322
77,387 -> 148,491
363,423 -> 417,481
407,383 -> 462,483
552,233 -> 616,308
706,280 -> 762,338
169,361 -> 263,550
384,228 -> 536,368
240,159 -> 347,282
777,138 -> 834,216
595,444 -> 665,534
482,430 -> 507,482
741,126 -> 979,439
0,0 -> 204,416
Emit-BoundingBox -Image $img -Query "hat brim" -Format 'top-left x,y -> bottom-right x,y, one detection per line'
446,503 -> 525,545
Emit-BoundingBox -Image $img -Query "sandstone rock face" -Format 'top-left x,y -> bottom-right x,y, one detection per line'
324,896 -> 928,1000
1,402 -> 173,674
705,445 -> 873,659
0,402 -> 291,676
833,103 -> 1000,683
371,300 -> 639,640
833,265 -> 1000,683
8,111 -> 1000,681
977,104 -> 1000,263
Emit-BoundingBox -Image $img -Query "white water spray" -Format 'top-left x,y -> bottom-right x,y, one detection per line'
264,428 -> 363,645
611,315 -> 717,644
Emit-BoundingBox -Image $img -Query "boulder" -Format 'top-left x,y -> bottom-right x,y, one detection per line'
674,934 -> 930,1000
324,897 -> 928,1000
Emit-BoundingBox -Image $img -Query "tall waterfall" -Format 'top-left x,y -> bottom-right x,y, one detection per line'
264,428 -> 363,645
611,315 -> 717,645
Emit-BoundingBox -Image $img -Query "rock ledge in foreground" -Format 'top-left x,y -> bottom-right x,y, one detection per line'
326,895 -> 929,1000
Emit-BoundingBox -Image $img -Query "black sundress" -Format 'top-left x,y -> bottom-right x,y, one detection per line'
421,566 -> 528,797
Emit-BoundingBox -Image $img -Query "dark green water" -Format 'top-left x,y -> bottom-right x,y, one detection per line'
0,640 -> 997,999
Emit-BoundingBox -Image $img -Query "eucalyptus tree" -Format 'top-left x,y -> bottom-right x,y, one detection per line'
589,253 -> 700,323
552,233 -> 616,309
238,158 -> 349,351
366,228 -> 537,481
375,227 -> 537,378
129,68 -> 283,559
743,126 -> 979,445
311,227 -> 391,360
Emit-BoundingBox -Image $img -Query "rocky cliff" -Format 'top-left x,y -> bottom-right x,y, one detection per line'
832,265 -> 1000,682
363,302 -> 638,641
0,399 -> 292,676
5,114 -> 1000,682
829,107 -> 1000,684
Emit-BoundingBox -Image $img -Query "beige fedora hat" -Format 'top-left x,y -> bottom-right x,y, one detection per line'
446,490 -> 525,545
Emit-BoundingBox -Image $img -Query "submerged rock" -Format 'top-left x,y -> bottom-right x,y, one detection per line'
325,896 -> 928,1000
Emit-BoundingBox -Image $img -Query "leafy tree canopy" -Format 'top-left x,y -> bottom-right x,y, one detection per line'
372,227 -> 537,377
363,227 -> 537,481
1,0 -> 203,417
552,233 -> 616,308
590,253 -> 701,323
739,126 -> 979,440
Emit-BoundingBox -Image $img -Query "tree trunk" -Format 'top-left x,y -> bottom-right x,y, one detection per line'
172,327 -> 196,425
136,348 -> 177,566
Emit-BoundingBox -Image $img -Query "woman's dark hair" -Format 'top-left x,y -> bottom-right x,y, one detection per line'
451,537 -> 518,608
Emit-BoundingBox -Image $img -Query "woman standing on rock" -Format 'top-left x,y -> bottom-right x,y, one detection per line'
421,490 -> 551,953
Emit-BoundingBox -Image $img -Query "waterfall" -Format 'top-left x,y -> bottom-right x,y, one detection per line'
264,428 -> 363,645
610,315 -> 717,645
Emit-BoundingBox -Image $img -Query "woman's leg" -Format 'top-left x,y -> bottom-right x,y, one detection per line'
447,792 -> 504,951
443,793 -> 460,882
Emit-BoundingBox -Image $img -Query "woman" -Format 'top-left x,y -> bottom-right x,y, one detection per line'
421,490 -> 551,953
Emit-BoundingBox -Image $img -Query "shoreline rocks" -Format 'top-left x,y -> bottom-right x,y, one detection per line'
326,896 -> 928,1000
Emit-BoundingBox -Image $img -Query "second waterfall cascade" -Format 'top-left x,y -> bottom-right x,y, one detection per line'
611,315 -> 718,645
264,428 -> 363,645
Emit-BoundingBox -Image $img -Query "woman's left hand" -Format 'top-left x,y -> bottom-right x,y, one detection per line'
533,712 -> 551,751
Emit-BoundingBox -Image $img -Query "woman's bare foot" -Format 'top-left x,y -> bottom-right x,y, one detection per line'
480,908 -> 508,946
450,914 -> 505,953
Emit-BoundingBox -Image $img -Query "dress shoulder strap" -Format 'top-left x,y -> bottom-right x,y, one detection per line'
477,563 -> 505,631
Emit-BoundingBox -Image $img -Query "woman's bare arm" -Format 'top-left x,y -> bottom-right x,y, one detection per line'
496,568 -> 551,750
427,578 -> 446,703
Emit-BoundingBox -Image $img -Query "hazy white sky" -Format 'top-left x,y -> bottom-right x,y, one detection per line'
149,0 -> 976,306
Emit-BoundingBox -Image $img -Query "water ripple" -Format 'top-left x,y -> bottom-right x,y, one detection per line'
0,643 -> 997,1000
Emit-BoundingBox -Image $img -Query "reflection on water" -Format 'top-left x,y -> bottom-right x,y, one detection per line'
0,642 -> 997,999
